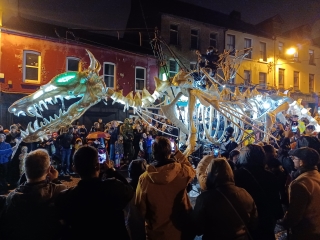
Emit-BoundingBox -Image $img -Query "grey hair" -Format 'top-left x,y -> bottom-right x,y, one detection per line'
0,134 -> 6,139
24,149 -> 50,180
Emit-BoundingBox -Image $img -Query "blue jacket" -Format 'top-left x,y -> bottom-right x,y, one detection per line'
0,142 -> 13,164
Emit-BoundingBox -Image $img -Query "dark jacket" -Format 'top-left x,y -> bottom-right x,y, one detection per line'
0,180 -> 66,240
193,158 -> 258,240
56,133 -> 73,149
0,142 -> 13,164
55,170 -> 133,240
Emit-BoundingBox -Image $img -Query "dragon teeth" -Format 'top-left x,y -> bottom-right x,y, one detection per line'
27,122 -> 34,133
54,114 -> 59,119
49,116 -> 54,122
39,100 -> 48,110
59,109 -> 63,117
33,120 -> 39,130
44,118 -> 50,125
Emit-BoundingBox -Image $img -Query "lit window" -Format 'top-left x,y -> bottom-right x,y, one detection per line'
170,24 -> 179,45
210,33 -> 217,48
135,67 -> 146,91
66,57 -> 80,71
259,72 -> 267,87
309,74 -> 314,92
278,68 -> 285,89
23,51 -> 41,83
259,42 -> 267,61
169,60 -> 179,77
294,71 -> 299,90
226,34 -> 235,55
190,29 -> 199,49
244,70 -> 251,84
244,38 -> 252,59
309,50 -> 315,65
293,51 -> 299,62
103,62 -> 115,88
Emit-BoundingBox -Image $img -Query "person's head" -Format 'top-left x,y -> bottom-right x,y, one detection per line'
21,146 -> 28,153
142,133 -> 147,138
289,147 -> 320,169
291,115 -> 299,122
118,135 -> 123,141
98,118 -> 102,123
73,146 -> 100,179
10,125 -> 17,133
305,125 -> 315,135
152,136 -> 172,161
206,46 -> 214,54
263,144 -> 277,159
128,159 -> 147,189
129,118 -> 133,124
0,125 -> 3,131
76,138 -> 82,145
237,144 -> 267,167
225,126 -> 234,137
229,149 -> 240,163
67,126 -> 74,134
0,134 -> 5,143
24,149 -> 50,182
206,158 -> 234,190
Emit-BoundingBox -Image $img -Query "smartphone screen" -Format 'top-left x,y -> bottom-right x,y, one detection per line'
214,148 -> 219,157
291,125 -> 298,133
170,142 -> 175,152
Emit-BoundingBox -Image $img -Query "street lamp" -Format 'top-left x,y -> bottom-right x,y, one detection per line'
286,47 -> 296,55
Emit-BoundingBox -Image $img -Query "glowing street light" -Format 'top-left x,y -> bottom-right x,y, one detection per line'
286,48 -> 296,55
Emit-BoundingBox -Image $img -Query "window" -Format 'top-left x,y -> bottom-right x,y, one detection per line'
190,62 -> 197,71
244,38 -> 252,59
278,68 -> 285,89
226,34 -> 235,55
278,42 -> 284,57
23,51 -> 41,83
103,62 -> 115,88
259,42 -> 267,61
66,57 -> 80,71
169,59 -> 179,77
259,72 -> 267,87
190,29 -> 199,49
293,50 -> 299,62
309,74 -> 315,92
135,67 -> 146,91
309,50 -> 315,65
210,33 -> 217,48
170,24 -> 179,45
244,70 -> 251,85
294,71 -> 299,90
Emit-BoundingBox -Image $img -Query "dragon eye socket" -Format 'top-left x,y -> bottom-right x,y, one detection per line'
53,72 -> 79,86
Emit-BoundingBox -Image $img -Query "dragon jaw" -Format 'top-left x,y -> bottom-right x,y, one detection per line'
8,50 -> 106,142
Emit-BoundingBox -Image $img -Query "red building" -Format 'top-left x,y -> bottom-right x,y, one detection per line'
0,17 -> 159,128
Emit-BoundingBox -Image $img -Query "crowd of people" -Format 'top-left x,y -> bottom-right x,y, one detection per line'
0,112 -> 319,239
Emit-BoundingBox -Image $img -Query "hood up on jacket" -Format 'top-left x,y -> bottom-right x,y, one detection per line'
146,158 -> 182,185
206,158 -> 234,190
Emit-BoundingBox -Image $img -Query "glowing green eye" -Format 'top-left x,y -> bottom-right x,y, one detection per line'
54,72 -> 78,86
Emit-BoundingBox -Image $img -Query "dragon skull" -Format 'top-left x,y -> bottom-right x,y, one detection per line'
8,50 -> 106,142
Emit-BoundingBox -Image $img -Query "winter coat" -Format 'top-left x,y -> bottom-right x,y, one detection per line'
282,169 -> 320,240
0,180 -> 66,239
135,151 -> 196,240
196,155 -> 215,191
193,158 -> 258,240
0,142 -> 12,164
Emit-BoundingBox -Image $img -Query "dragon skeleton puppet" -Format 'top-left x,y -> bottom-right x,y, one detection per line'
8,50 -> 320,156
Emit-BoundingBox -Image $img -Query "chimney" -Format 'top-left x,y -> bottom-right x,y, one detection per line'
229,10 -> 241,20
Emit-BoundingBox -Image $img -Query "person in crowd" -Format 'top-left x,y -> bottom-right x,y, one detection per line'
0,149 -> 66,239
0,134 -> 13,194
0,125 -> 4,134
228,149 -> 240,171
5,124 -> 21,147
115,135 -> 124,168
89,122 -> 99,132
78,125 -> 87,143
146,134 -> 154,163
133,124 -> 142,160
74,138 -> 82,152
192,158 -> 258,239
220,126 -> 238,158
108,126 -> 118,162
278,147 -> 320,239
55,146 -> 133,240
126,159 -> 147,240
56,126 -> 74,176
18,146 -> 28,177
135,137 -> 196,240
234,144 -> 283,240
96,118 -> 105,132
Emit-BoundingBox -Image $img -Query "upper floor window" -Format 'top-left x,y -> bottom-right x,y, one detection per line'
190,62 -> 197,71
226,34 -> 235,55
23,50 -> 41,83
294,71 -> 299,90
293,50 -> 299,62
278,68 -> 285,89
170,24 -> 179,45
210,33 -> 217,48
169,59 -> 179,77
135,67 -> 146,91
259,72 -> 267,87
66,57 -> 80,71
259,42 -> 267,61
278,42 -> 284,57
190,29 -> 199,49
309,74 -> 315,92
244,70 -> 251,85
244,38 -> 252,59
309,50 -> 315,65
103,62 -> 115,88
